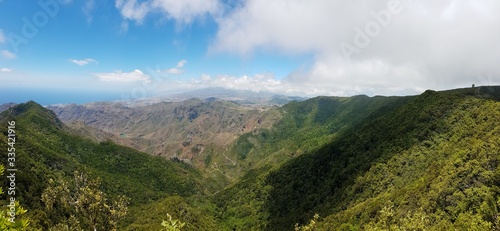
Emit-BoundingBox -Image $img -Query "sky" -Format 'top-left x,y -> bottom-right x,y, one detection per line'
1,0 -> 500,104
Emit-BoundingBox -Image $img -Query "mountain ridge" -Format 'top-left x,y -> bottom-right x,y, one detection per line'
117,87 -> 308,107
0,101 -> 219,230
47,98 -> 282,180
214,86 -> 500,230
2,86 -> 500,230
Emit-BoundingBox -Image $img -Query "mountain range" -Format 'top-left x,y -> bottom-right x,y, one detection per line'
1,86 -> 500,230
114,87 -> 307,107
47,98 -> 280,179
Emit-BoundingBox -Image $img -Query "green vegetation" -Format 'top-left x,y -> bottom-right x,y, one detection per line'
125,196 -> 218,230
227,95 -> 410,173
215,94 -> 412,229
160,213 -> 185,231
215,87 -> 500,230
0,165 -> 30,230
42,171 -> 129,230
294,214 -> 319,231
0,101 -> 213,230
1,86 -> 500,230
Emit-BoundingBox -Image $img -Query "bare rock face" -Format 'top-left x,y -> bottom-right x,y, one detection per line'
0,102 -> 17,113
47,98 -> 280,170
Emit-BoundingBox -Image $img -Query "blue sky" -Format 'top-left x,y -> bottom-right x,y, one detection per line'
1,0 -> 500,104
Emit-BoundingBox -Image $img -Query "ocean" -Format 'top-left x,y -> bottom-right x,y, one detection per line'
0,88 -> 124,105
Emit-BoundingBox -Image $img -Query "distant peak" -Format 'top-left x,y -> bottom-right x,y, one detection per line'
3,100 -> 65,130
0,102 -> 17,114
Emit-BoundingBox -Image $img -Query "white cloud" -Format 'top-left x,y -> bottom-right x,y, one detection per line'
112,0 -> 500,96
196,73 -> 284,93
209,0 -> 500,95
180,71 -> 423,96
0,29 -> 5,43
0,68 -> 12,73
1,50 -> 16,59
176,59 -> 186,68
159,73 -> 316,96
95,69 -> 151,82
115,0 -> 150,23
70,58 -> 98,66
115,0 -> 220,24
164,68 -> 183,74
150,0 -> 220,24
156,59 -> 187,74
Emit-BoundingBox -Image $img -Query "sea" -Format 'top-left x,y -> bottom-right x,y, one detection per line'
0,88 -> 124,106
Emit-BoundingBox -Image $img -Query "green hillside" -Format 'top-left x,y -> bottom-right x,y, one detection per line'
227,95 -> 410,168
0,101 -> 218,230
215,86 -> 500,230
213,94 -> 412,229
2,86 -> 500,230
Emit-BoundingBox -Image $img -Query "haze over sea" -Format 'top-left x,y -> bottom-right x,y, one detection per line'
0,88 -> 122,105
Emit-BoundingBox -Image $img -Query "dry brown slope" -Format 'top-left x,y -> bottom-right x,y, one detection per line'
48,98 -> 281,172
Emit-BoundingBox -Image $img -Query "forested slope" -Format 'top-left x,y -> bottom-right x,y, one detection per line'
224,95 -> 411,177
214,94 -> 412,230
2,86 -> 500,230
0,101 -> 218,230
216,86 -> 500,230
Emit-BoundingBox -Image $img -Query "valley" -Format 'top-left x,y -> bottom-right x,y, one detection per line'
1,86 -> 500,230
47,98 -> 281,180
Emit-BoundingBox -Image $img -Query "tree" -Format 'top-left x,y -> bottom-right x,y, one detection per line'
41,171 -> 129,231
364,205 -> 429,231
160,213 -> 185,231
48,215 -> 81,231
454,212 -> 491,231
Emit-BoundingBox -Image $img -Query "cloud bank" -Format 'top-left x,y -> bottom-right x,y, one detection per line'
133,72 -> 347,97
95,69 -> 150,82
116,0 -> 500,96
211,0 -> 500,95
